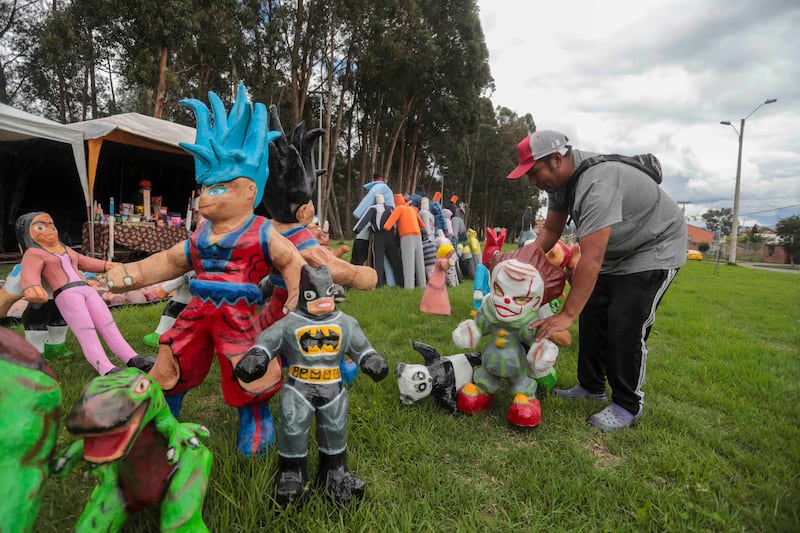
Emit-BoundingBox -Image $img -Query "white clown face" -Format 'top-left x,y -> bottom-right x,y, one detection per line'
490,259 -> 544,322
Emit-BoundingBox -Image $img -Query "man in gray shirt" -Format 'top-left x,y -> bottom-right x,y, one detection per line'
507,130 -> 687,430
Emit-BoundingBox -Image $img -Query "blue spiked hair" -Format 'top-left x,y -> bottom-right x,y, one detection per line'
179,82 -> 281,206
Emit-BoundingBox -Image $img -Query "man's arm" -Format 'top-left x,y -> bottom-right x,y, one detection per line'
535,210 -> 568,253
267,227 -> 307,312
106,242 -> 192,292
532,225 -> 610,341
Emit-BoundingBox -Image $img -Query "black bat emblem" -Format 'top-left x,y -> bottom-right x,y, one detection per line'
298,327 -> 341,353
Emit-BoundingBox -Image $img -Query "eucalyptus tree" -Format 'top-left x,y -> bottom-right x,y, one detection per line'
20,6 -> 84,122
106,0 -> 198,118
236,0 -> 292,107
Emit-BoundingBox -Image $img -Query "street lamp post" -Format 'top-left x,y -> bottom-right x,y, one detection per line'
720,98 -> 777,264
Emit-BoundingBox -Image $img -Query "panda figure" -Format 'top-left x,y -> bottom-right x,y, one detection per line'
395,341 -> 482,414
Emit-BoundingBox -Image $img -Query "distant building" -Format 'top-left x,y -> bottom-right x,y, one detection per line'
763,242 -> 791,264
687,225 -> 715,249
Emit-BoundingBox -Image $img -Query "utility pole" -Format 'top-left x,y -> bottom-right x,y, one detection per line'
720,98 -> 777,264
677,201 -> 691,216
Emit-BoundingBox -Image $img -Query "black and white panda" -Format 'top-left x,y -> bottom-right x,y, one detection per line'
395,341 -> 482,414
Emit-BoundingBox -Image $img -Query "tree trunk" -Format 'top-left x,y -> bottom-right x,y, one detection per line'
106,55 -> 116,113
343,111 -> 355,237
464,130 -> 480,227
321,42 -> 353,238
407,117 -> 422,194
396,124 -> 406,193
82,65 -> 89,121
382,97 -> 413,186
153,43 -> 168,118
368,94 -> 384,180
89,32 -> 97,118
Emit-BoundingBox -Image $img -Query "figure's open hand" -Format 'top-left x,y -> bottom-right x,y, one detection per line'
106,263 -> 135,291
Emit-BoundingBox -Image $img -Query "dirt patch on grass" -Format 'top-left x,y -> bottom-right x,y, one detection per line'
585,439 -> 621,470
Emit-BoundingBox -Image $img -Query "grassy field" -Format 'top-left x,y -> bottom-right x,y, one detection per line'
5,260 -> 798,532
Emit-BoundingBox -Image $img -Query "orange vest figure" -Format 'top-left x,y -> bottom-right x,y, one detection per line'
383,194 -> 426,289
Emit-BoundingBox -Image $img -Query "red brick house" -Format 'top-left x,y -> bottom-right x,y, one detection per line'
687,225 -> 714,249
763,243 -> 791,264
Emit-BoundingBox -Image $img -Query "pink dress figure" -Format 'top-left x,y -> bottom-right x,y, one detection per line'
420,244 -> 456,316
17,212 -> 139,375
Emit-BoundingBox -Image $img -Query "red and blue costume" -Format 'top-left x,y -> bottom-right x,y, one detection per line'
161,214 -> 280,457
260,225 -> 318,330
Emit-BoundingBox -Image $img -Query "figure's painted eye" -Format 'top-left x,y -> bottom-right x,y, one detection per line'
413,371 -> 425,381
206,185 -> 227,196
326,285 -> 335,297
514,297 -> 532,305
416,383 -> 427,392
33,224 -> 46,232
493,283 -> 504,297
304,290 -> 317,301
133,377 -> 151,395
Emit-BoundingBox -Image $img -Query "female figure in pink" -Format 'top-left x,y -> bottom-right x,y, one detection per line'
419,243 -> 456,316
18,212 -> 141,375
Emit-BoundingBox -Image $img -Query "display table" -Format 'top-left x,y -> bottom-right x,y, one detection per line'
82,222 -> 188,259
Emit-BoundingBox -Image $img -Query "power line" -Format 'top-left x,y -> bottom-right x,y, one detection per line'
740,203 -> 800,216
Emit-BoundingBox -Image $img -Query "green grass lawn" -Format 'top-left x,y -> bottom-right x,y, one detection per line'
9,261 -> 799,531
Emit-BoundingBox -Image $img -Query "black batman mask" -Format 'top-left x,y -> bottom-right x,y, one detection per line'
297,264 -> 335,316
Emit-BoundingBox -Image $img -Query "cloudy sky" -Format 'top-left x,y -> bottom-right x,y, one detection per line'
477,0 -> 800,230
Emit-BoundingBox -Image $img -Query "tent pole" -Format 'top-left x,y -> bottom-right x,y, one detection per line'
89,192 -> 95,257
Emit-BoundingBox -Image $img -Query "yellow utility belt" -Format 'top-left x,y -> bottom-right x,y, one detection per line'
288,366 -> 341,383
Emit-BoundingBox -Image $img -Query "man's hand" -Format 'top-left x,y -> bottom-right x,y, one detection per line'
530,312 -> 576,342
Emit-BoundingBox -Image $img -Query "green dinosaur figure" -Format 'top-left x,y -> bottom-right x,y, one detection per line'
54,368 -> 212,532
0,328 -> 61,533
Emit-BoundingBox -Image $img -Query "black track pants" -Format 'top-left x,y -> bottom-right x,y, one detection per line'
577,268 -> 679,415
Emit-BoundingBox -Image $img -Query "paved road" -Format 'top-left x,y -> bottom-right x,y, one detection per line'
740,262 -> 799,274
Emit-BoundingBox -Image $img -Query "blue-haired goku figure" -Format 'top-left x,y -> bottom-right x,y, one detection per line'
106,82 -> 306,459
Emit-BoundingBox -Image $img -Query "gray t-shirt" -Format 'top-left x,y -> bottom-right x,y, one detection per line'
548,150 -> 687,275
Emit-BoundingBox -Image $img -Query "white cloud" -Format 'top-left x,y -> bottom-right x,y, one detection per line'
478,0 -> 800,228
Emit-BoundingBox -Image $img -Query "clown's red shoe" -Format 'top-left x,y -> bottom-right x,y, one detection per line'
457,383 -> 493,414
507,394 -> 541,427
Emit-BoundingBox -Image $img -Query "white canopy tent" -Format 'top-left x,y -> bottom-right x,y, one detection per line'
0,104 -> 91,253
0,103 -> 90,210
66,113 -> 195,205
66,113 -> 196,256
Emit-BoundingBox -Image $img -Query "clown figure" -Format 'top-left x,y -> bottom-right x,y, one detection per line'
236,264 -> 388,506
452,255 -> 563,427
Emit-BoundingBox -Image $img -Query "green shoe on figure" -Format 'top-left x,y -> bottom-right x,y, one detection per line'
142,332 -> 161,348
43,342 -> 71,359
534,368 -> 557,393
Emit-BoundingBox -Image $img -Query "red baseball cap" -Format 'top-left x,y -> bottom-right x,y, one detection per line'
507,130 -> 570,179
